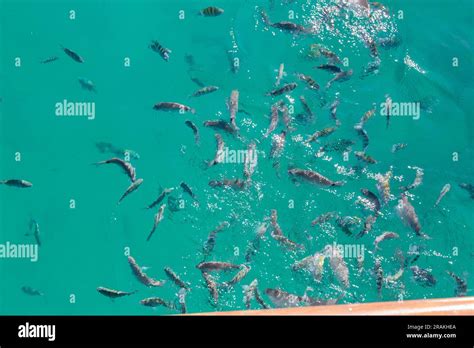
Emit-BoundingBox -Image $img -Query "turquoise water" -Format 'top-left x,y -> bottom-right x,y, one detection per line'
0,0 -> 472,315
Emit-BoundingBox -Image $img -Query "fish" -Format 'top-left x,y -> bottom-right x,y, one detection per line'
296,73 -> 320,90
376,170 -> 392,204
329,99 -> 341,126
203,221 -> 230,255
385,95 -> 392,128
146,204 -> 166,242
243,142 -> 258,182
265,288 -> 302,308
356,214 -> 377,238
400,167 -> 424,191
27,218 -> 41,246
203,119 -> 238,135
264,102 -> 280,138
153,102 -> 195,114
243,279 -> 258,309
140,297 -> 175,310
94,157 -> 137,182
354,151 -> 377,164
270,21 -> 310,34
196,261 -> 241,272
279,103 -> 294,132
323,244 -> 350,288
446,271 -> 467,297
228,90 -> 239,130
354,124 -> 369,151
149,40 -> 171,61
190,85 -> 219,98
190,76 -> 205,87
200,6 -> 224,16
435,184 -> 451,207
164,267 -> 190,290
225,265 -> 251,287
180,181 -> 196,200
21,286 -> 43,296
0,179 -> 32,188
374,258 -> 384,297
306,126 -> 337,143
319,47 -> 342,64
269,130 -> 286,160
97,287 -> 137,299
374,232 -> 399,251
146,187 -> 173,209
391,143 -> 407,153
78,77 -> 96,92
361,58 -> 381,79
326,70 -> 353,89
265,83 -> 297,97
245,222 -> 268,262
208,178 -> 246,190
396,194 -> 425,237
95,142 -> 140,160
359,108 -> 376,126
410,266 -> 436,287
60,45 -> 84,63
40,56 -> 59,64
385,268 -> 404,284
316,64 -> 342,73
377,36 -> 401,49
319,139 -> 354,153
311,211 -> 337,226
272,234 -> 305,251
458,183 -> 474,199
299,96 -> 314,120
275,63 -> 285,86
292,253 -> 326,282
288,168 -> 344,187
207,134 -> 225,168
202,272 -> 219,305
337,216 -> 362,236
128,256 -> 166,287
176,288 -> 188,314
118,178 -> 143,204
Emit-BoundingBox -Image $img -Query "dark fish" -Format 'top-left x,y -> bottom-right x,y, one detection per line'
208,178 -> 246,190
180,181 -> 196,199
446,271 -> 467,297
78,77 -> 96,92
207,134 -> 224,168
200,6 -> 224,16
149,40 -> 171,61
224,265 -> 251,287
185,120 -> 200,144
164,267 -> 190,290
94,157 -> 136,182
337,216 -> 361,236
361,188 -> 381,213
326,70 -> 353,89
140,297 -> 175,310
459,183 -> 474,199
40,56 -> 59,64
270,21 -> 309,33
269,130 -> 287,160
128,256 -> 166,287
410,266 -> 436,287
353,125 -> 369,151
299,96 -> 314,120
196,261 -> 241,272
306,126 -> 337,143
95,142 -> 140,160
97,287 -> 136,299
254,287 -> 270,309
288,168 -> 343,187
21,286 -> 43,296
265,83 -> 297,97
264,102 -> 280,137
153,102 -> 195,114
190,85 -> 219,97
118,178 -> 143,204
146,204 -> 165,242
0,179 -> 32,188
356,215 -> 377,238
60,45 -> 84,63
272,234 -> 305,251
319,139 -> 354,153
374,258 -> 383,297
311,212 -> 337,226
202,272 -> 219,305
146,187 -> 173,209
296,73 -> 320,90
329,99 -> 341,126
316,64 -> 342,73
203,221 -> 230,255
265,288 -> 302,308
203,119 -> 237,135
190,77 -> 205,87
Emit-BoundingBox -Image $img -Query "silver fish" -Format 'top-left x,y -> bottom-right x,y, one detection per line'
374,231 -> 399,251
118,178 -> 143,204
323,244 -> 350,288
190,85 -> 219,97
435,184 -> 451,207
97,287 -> 137,299
288,168 -> 344,187
0,179 -> 33,188
146,204 -> 165,241
128,256 -> 165,287
94,157 -> 136,182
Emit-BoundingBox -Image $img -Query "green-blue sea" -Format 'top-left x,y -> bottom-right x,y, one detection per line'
0,0 -> 473,315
